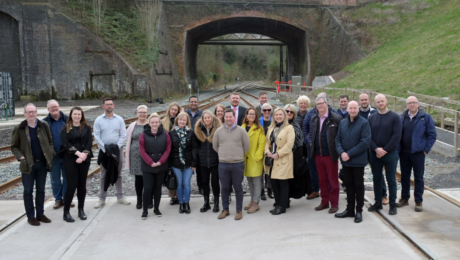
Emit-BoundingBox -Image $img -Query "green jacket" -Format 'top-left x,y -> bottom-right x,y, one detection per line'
11,119 -> 55,173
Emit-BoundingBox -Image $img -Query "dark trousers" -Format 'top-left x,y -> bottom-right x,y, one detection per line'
200,166 -> 220,198
196,160 -> 202,189
307,146 -> 319,192
63,155 -> 90,211
218,162 -> 244,211
343,166 -> 365,213
135,175 -> 153,202
142,171 -> 167,211
367,149 -> 388,198
270,178 -> 289,208
370,151 -> 398,205
22,160 -> 47,219
399,151 -> 425,203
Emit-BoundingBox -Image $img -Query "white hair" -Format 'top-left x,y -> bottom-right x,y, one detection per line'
296,95 -> 311,106
46,99 -> 59,108
137,105 -> 148,112
261,103 -> 273,110
315,96 -> 328,104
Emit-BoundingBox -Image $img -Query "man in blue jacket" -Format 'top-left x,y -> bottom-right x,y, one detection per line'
334,101 -> 371,223
396,96 -> 437,212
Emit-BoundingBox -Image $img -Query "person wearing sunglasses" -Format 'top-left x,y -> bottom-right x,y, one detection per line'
259,103 -> 274,199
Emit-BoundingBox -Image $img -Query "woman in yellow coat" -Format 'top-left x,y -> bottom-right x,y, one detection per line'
264,108 -> 295,215
242,108 -> 266,214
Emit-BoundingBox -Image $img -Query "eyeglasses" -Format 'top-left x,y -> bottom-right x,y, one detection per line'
25,111 -> 37,114
406,102 -> 418,105
316,102 -> 326,106
104,104 -> 114,106
285,110 -> 295,114
138,112 -> 147,114
248,113 -> 256,116
263,109 -> 271,112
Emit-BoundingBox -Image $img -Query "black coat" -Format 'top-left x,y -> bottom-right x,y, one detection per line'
169,128 -> 198,168
310,109 -> 343,162
59,125 -> 94,159
194,118 -> 221,168
226,105 -> 247,126
97,144 -> 120,191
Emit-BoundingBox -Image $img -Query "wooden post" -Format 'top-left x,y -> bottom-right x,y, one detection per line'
441,101 -> 445,129
370,91 -> 373,103
352,90 -> 355,101
393,97 -> 397,111
454,111 -> 459,157
332,88 -> 335,106
427,105 -> 431,115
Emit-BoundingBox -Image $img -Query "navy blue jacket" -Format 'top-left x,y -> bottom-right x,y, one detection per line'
399,109 -> 437,154
43,111 -> 68,153
335,115 -> 372,167
336,108 -> 348,119
302,105 -> 338,145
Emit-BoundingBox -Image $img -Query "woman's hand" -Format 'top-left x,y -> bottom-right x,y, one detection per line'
265,152 -> 273,158
76,158 -> 83,164
191,167 -> 195,171
271,153 -> 279,160
151,162 -> 162,167
76,151 -> 87,161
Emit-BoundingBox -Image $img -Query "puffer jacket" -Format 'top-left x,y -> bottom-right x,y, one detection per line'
194,117 -> 221,168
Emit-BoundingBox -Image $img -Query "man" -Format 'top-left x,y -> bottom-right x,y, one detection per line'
397,96 -> 436,212
335,101 -> 371,223
368,94 -> 402,215
93,98 -> 130,208
302,92 -> 338,200
255,91 -> 269,119
337,94 -> 349,119
226,92 -> 247,126
11,103 -> 55,226
185,95 -> 204,194
359,92 -> 389,205
213,108 -> 250,220
43,99 -> 73,209
310,96 -> 342,214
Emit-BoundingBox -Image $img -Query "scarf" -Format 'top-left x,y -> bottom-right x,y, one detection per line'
175,125 -> 190,165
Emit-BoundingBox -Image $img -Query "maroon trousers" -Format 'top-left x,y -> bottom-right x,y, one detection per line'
315,155 -> 339,208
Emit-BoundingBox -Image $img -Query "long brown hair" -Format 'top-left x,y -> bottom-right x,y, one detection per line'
213,104 -> 226,123
66,107 -> 89,133
243,107 -> 262,130
162,102 -> 181,130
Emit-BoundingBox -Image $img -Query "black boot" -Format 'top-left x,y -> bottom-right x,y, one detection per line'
185,202 -> 191,214
63,211 -> 75,222
213,197 -> 220,213
260,189 -> 267,201
389,204 -> 397,215
271,206 -> 286,215
179,203 -> 185,214
335,209 -> 355,218
78,208 -> 87,220
368,202 -> 383,212
136,196 -> 142,210
267,188 -> 274,199
141,211 -> 148,220
200,196 -> 211,213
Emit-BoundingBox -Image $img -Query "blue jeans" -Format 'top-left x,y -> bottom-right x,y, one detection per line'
370,151 -> 398,205
172,167 -> 194,203
307,146 -> 319,192
22,161 -> 48,219
50,156 -> 67,201
399,151 -> 425,203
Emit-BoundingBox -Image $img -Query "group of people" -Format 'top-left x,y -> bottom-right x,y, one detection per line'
11,89 -> 436,225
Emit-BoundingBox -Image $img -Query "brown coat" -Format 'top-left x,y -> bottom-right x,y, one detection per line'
264,124 -> 295,180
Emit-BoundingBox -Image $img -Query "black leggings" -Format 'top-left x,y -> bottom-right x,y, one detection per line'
135,175 -> 153,201
200,166 -> 220,198
142,171 -> 167,211
63,155 -> 90,211
270,178 -> 289,208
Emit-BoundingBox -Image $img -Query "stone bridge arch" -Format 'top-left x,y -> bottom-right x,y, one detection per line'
0,10 -> 22,94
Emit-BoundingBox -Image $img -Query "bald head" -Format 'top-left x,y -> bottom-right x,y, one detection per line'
359,93 -> 370,109
406,96 -> 419,114
348,101 -> 360,120
374,94 -> 388,112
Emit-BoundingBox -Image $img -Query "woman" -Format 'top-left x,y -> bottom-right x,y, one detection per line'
125,105 -> 152,210
264,108 -> 295,215
162,102 -> 181,205
295,95 -> 311,125
60,107 -> 93,222
139,113 -> 171,219
242,108 -> 265,214
285,104 -> 311,201
169,112 -> 197,214
260,103 -> 274,199
214,104 -> 226,124
194,110 -> 222,213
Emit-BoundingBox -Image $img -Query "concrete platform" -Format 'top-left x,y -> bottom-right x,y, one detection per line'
0,195 -> 422,260
0,106 -> 98,127
0,201 -> 25,228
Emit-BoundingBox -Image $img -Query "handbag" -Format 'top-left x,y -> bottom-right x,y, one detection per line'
165,169 -> 177,190
264,125 -> 283,168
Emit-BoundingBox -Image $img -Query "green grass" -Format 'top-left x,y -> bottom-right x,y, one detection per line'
333,0 -> 460,100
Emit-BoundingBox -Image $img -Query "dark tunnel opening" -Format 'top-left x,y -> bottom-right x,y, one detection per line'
0,11 -> 21,95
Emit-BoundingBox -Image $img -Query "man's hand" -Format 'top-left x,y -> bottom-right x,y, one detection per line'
341,152 -> 350,162
375,148 -> 387,158
424,151 -> 427,156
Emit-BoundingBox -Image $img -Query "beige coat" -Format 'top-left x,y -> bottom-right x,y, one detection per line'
264,124 -> 295,180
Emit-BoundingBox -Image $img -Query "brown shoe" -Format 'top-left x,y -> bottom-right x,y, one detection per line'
235,210 -> 243,220
315,204 -> 329,211
218,210 -> 230,219
396,198 -> 409,208
382,197 -> 389,205
28,218 -> 40,226
244,200 -> 253,210
328,207 -> 339,214
53,200 -> 63,210
307,192 -> 320,200
70,202 -> 75,208
415,202 -> 423,212
37,215 -> 52,223
247,202 -> 259,214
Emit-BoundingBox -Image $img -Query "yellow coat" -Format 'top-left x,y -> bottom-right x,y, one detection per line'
264,124 -> 295,180
242,123 -> 265,177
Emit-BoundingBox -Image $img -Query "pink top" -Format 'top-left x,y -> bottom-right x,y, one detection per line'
138,131 -> 171,166
319,111 -> 329,132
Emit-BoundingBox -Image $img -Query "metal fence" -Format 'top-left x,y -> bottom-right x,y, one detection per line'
0,72 -> 15,118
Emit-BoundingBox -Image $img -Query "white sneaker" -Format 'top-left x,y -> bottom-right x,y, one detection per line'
94,200 -> 105,208
117,197 -> 131,205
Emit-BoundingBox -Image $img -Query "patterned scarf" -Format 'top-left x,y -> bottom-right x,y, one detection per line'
175,126 -> 190,165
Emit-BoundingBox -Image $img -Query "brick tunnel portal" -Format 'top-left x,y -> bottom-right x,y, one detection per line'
0,11 -> 21,95
185,17 -> 310,89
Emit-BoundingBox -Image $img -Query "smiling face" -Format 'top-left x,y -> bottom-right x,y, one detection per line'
224,111 -> 235,127
406,96 -> 419,114
259,94 -> 268,105
169,105 -> 179,117
24,105 -> 37,121
71,109 -> 82,124
137,108 -> 148,121
316,98 -> 328,115
274,110 -> 285,124
47,101 -> 60,118
215,106 -> 224,119
298,100 -> 309,112
262,107 -> 272,119
229,94 -> 240,107
246,108 -> 256,123
102,100 -> 115,113
374,95 -> 388,111
339,98 -> 349,110
348,101 -> 359,119
359,93 -> 370,109
149,116 -> 160,130
189,97 -> 198,111
203,113 -> 213,127
285,107 -> 294,120
177,115 -> 188,128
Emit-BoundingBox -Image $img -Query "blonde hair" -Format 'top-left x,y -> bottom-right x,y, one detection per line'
268,108 -> 289,131
162,102 -> 181,130
174,112 -> 192,128
148,112 -> 160,122
296,95 -> 311,107
284,104 -> 298,121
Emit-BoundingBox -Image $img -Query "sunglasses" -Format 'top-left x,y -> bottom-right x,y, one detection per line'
285,110 -> 295,114
263,109 -> 271,112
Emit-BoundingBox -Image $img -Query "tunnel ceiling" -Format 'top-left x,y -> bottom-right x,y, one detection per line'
187,17 -> 306,44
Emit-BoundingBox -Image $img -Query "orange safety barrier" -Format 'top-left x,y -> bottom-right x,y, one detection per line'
275,81 -> 292,92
